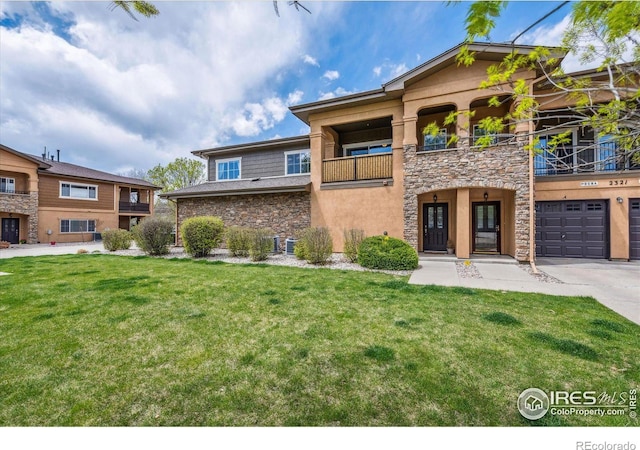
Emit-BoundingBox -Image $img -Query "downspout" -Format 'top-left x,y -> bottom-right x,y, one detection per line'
528,82 -> 539,274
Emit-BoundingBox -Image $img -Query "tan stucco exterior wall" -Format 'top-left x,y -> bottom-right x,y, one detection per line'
536,173 -> 640,259
37,208 -> 119,244
0,149 -> 40,192
308,101 -> 405,251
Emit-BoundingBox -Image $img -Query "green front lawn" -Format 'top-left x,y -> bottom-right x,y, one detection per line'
0,255 -> 637,426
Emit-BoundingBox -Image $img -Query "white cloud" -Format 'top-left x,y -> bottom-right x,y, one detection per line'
318,87 -> 357,101
303,54 -> 319,66
323,70 -> 340,81
227,90 -> 304,137
372,62 -> 408,80
0,2 -> 343,172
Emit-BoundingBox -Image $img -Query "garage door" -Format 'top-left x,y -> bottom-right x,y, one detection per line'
535,200 -> 609,259
630,198 -> 640,260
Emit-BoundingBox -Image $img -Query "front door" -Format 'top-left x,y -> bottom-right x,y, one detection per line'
423,203 -> 448,251
1,218 -> 20,244
473,202 -> 500,253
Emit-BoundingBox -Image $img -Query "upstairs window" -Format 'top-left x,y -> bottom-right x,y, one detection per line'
343,140 -> 392,157
423,129 -> 447,151
216,158 -> 241,181
60,219 -> 96,233
0,177 -> 15,193
60,182 -> 97,200
285,151 -> 311,175
472,125 -> 497,146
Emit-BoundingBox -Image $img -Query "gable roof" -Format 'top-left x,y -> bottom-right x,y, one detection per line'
0,144 -> 159,189
290,41 -> 566,124
37,158 -> 160,189
0,143 -> 52,169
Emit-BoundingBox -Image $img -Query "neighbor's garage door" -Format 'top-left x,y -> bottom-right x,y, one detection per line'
536,200 -> 609,259
630,198 -> 640,260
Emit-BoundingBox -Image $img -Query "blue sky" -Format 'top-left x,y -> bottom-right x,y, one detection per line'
0,1 -> 578,173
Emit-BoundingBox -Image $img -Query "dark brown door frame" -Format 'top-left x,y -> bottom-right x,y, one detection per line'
423,202 -> 449,251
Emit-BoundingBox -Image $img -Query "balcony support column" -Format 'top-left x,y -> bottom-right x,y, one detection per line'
402,116 -> 418,147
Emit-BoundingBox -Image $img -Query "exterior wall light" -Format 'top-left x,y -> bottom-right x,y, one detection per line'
433,194 -> 437,203
484,192 -> 489,202
617,197 -> 623,204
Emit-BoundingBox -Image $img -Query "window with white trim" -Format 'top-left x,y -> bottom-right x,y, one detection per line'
60,182 -> 97,200
285,150 -> 311,175
216,158 -> 241,181
0,177 -> 16,193
343,139 -> 392,156
60,219 -> 96,233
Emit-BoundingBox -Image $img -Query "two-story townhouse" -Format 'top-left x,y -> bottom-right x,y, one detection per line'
163,42 -> 640,261
163,136 -> 312,248
0,144 -> 159,244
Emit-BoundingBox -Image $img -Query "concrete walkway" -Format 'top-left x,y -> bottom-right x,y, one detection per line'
409,255 -> 640,325
0,242 -> 107,258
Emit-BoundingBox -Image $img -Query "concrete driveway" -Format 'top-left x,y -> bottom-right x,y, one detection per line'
410,256 -> 639,325
535,258 -> 640,325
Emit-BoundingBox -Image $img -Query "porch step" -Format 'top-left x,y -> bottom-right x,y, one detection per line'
419,253 -> 518,265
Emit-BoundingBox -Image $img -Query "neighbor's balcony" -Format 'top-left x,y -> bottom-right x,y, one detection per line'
119,202 -> 151,214
0,189 -> 30,195
322,153 -> 393,183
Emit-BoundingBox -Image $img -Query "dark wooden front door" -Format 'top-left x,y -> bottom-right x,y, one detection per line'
1,218 -> 20,244
423,203 -> 448,251
473,202 -> 501,253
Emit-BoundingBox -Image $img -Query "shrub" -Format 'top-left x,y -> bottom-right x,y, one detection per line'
226,226 -> 251,257
295,227 -> 333,265
247,228 -> 274,262
357,235 -> 419,270
102,228 -> 132,251
343,228 -> 365,263
180,216 -> 224,257
132,216 -> 174,256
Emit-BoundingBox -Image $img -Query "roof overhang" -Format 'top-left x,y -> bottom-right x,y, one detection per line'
160,176 -> 311,200
289,42 -> 566,125
193,135 -> 310,158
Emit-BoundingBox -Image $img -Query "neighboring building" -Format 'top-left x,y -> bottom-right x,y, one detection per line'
0,144 -> 159,244
163,42 -> 640,261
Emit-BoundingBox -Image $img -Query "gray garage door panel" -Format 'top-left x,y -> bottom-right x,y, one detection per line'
630,199 -> 640,260
536,200 -> 609,259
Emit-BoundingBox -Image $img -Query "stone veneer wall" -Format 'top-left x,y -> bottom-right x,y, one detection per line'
403,143 -> 531,261
0,192 -> 39,243
176,192 -> 311,249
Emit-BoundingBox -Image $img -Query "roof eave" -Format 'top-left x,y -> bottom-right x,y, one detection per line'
160,184 -> 311,200
192,135 -> 310,158
289,88 -> 388,125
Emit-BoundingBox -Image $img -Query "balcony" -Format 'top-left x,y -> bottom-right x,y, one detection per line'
0,189 -> 30,195
322,153 -> 393,183
534,145 -> 640,176
119,202 -> 150,213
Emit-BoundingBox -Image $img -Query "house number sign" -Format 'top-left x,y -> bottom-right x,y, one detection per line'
580,181 -> 598,187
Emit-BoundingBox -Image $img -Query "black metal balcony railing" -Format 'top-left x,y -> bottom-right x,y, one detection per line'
119,202 -> 150,213
534,145 -> 640,176
322,153 -> 393,183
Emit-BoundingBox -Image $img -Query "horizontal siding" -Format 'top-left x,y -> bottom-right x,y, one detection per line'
208,146 -> 310,181
38,175 -> 115,210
